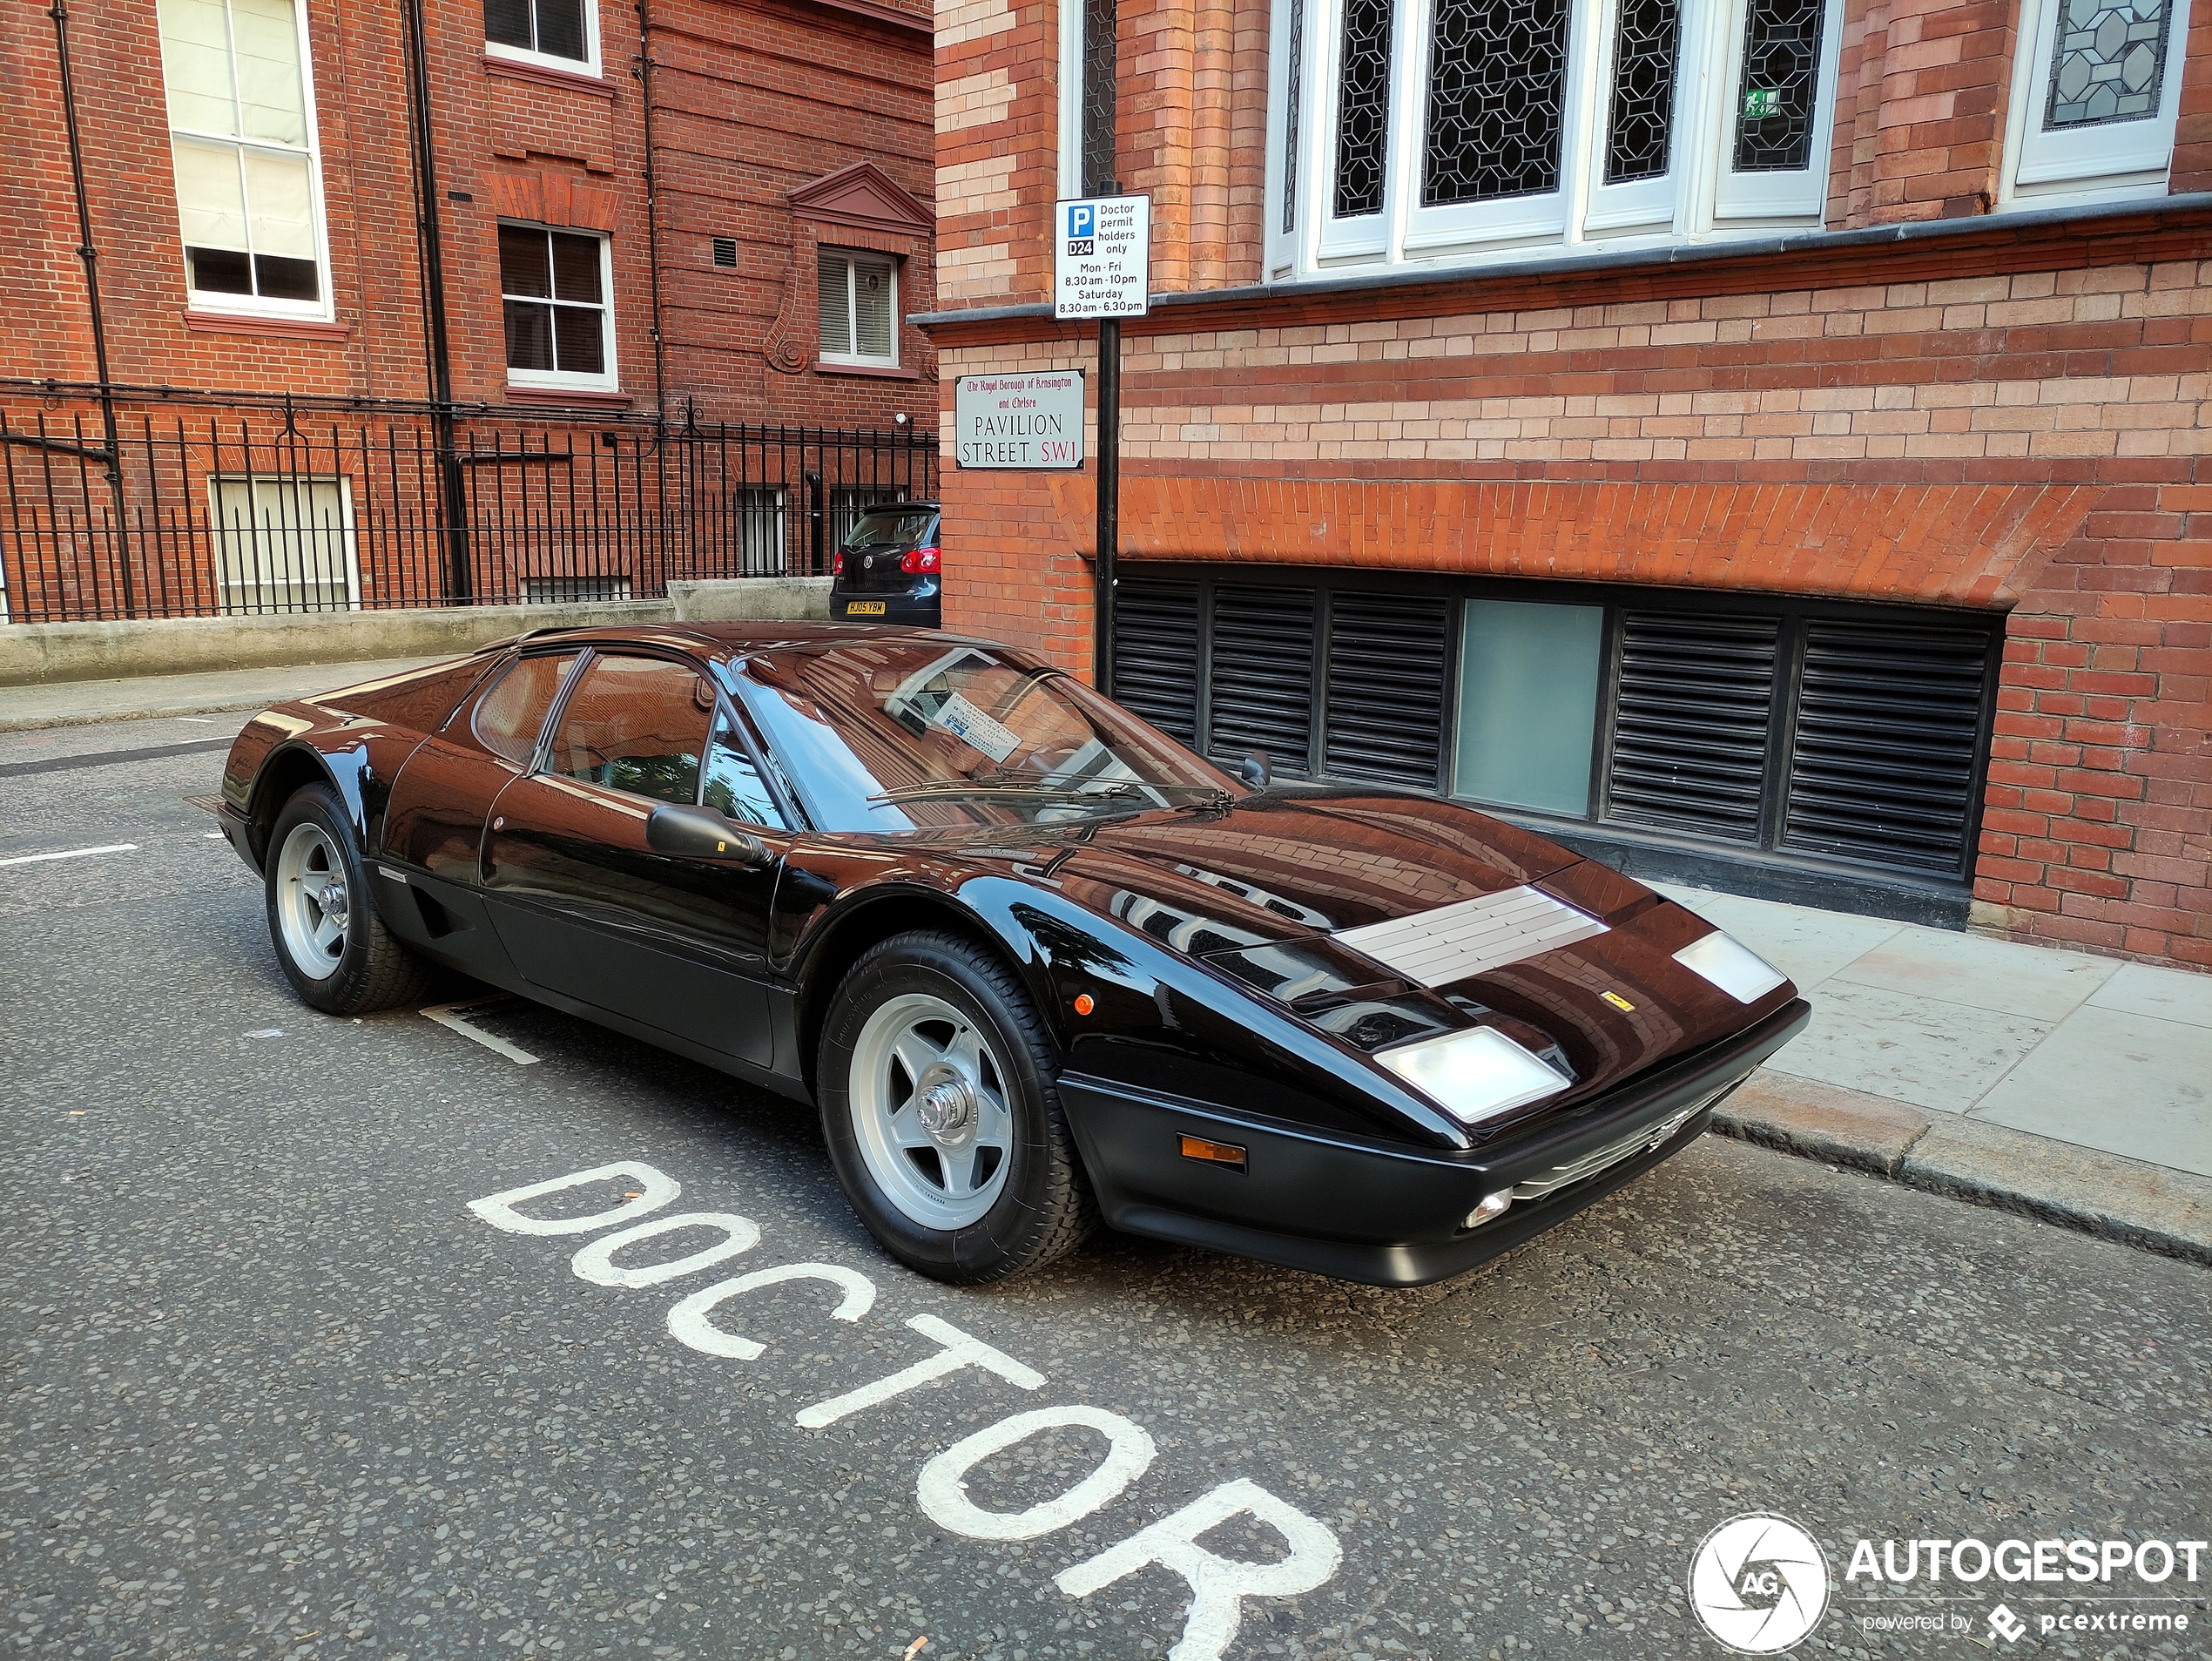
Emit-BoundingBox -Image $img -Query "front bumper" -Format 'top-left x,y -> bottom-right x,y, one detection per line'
1059,998 -> 1811,1286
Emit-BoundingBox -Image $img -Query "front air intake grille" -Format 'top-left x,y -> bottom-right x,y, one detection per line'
1781,619 -> 1994,875
1605,611 -> 1780,844
1110,577 -> 1203,743
1325,591 -> 1448,789
1210,584 -> 1316,773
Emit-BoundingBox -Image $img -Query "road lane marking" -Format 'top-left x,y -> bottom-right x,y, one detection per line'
421,996 -> 540,1065
0,842 -> 139,868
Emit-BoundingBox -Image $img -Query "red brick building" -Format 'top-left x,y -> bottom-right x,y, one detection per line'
922,0 -> 2212,969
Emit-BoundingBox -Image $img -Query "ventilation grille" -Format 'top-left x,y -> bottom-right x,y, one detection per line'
1325,591 -> 1448,788
711,236 -> 738,268
1605,612 -> 1780,843
1210,584 -> 1316,772
1782,620 -> 1993,874
1111,578 -> 1202,744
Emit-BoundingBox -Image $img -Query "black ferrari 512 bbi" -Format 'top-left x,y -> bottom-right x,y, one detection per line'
207,624 -> 1809,1286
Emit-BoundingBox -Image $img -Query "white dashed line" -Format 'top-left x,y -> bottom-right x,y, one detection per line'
421,997 -> 540,1064
0,842 -> 139,868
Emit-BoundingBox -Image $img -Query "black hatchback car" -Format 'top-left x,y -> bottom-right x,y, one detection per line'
830,502 -> 941,626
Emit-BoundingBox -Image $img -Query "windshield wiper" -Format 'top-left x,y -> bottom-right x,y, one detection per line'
867,779 -> 1143,804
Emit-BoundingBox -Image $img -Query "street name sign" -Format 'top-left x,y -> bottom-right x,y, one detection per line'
1054,195 -> 1150,320
954,371 -> 1086,469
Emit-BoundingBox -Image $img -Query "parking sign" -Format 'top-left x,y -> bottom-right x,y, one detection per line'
1054,194 -> 1150,320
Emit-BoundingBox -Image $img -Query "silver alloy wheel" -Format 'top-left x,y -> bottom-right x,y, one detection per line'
274,820 -> 350,981
848,991 -> 1015,1230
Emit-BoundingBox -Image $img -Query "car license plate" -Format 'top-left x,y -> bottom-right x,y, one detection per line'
846,600 -> 887,616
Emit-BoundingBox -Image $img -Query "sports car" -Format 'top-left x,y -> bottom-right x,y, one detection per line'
206,624 -> 1809,1286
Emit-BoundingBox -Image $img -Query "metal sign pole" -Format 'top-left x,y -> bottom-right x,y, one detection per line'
1096,313 -> 1119,699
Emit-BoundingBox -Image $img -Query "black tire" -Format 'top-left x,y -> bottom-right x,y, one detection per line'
818,930 -> 1096,1283
264,780 -> 430,1015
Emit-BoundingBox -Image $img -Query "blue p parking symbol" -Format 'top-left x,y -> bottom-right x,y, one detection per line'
1067,202 -> 1096,256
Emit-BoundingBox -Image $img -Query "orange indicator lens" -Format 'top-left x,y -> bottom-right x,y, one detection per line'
1179,1135 -> 1246,1171
1072,993 -> 1096,1016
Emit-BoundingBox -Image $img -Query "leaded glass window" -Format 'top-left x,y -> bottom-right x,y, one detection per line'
2045,0 -> 2169,127
1285,0 -> 1306,233
1082,0 -> 1119,192
1605,0 -> 1680,184
1733,0 -> 1826,172
1421,0 -> 1571,206
1332,0 -> 1393,216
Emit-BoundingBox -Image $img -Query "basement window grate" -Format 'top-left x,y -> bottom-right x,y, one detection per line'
1325,591 -> 1448,789
1112,577 -> 1204,744
1210,585 -> 1316,773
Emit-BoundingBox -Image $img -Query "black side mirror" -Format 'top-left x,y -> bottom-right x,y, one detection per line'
646,802 -> 774,868
1237,751 -> 1271,792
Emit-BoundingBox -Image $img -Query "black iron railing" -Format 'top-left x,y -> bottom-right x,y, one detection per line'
0,388 -> 936,623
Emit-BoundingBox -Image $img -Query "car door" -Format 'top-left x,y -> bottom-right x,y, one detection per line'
479,650 -> 791,1067
378,646 -> 585,977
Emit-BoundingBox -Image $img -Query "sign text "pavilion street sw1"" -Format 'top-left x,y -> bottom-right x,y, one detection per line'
954,371 -> 1086,469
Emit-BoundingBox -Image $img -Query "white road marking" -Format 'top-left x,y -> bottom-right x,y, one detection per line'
918,1405 -> 1156,1542
173,717 -> 216,724
204,831 -> 226,839
421,997 -> 540,1065
468,1162 -> 678,1235
1057,1479 -> 1345,1661
667,1263 -> 877,1361
796,1313 -> 1045,1429
0,842 -> 138,868
570,1212 -> 761,1288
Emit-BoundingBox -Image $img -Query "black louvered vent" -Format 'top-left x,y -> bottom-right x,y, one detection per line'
1605,612 -> 1781,843
1210,584 -> 1316,772
1110,578 -> 1202,743
1325,591 -> 1448,788
1782,619 -> 1994,874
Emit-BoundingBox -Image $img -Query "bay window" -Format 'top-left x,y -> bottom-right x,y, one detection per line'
1273,0 -> 1843,274
158,0 -> 331,316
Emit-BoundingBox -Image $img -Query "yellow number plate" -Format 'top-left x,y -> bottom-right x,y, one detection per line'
846,600 -> 887,616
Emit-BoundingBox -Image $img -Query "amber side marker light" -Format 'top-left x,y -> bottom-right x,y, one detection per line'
1179,1135 -> 1246,1172
1072,994 -> 1096,1016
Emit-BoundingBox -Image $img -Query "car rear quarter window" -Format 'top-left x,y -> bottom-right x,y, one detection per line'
474,651 -> 581,766
548,654 -> 712,805
325,659 -> 496,735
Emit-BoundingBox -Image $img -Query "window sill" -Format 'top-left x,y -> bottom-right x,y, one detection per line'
482,53 -> 614,98
813,359 -> 919,380
184,310 -> 348,341
503,384 -> 633,408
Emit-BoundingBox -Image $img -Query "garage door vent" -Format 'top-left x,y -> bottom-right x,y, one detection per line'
1605,612 -> 1780,843
1782,620 -> 1993,874
1325,592 -> 1448,788
1210,584 -> 1316,772
1110,577 -> 1203,744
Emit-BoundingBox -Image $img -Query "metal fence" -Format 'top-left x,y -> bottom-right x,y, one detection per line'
0,389 -> 937,623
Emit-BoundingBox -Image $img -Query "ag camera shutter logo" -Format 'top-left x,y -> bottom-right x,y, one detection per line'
1688,1513 -> 1831,1653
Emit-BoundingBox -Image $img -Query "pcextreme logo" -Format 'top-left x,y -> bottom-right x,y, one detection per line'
1687,1513 -> 1832,1654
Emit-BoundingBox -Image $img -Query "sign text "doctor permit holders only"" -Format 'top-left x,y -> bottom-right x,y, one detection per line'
954,371 -> 1086,469
1055,195 -> 1150,321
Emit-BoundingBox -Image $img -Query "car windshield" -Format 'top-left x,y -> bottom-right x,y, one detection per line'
842,509 -> 937,554
735,642 -> 1237,832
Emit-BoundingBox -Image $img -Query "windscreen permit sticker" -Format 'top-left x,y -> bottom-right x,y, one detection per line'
932,692 -> 1022,764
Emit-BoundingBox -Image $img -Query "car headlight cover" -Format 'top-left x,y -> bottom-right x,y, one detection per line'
1377,1025 -> 1572,1127
1675,930 -> 1787,1003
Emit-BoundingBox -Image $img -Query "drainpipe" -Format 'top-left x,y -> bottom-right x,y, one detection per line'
634,0 -> 669,420
401,0 -> 472,599
48,0 -> 137,616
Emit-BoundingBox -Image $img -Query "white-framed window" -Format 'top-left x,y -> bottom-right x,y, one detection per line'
818,251 -> 898,368
1271,0 -> 1843,277
499,223 -> 617,392
208,475 -> 359,614
483,0 -> 599,74
1060,0 -> 1122,198
157,0 -> 334,318
2002,0 -> 2193,205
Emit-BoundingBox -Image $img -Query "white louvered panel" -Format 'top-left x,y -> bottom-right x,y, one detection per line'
1332,886 -> 1608,987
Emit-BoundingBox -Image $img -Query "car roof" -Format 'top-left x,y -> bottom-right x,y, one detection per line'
471,620 -> 992,660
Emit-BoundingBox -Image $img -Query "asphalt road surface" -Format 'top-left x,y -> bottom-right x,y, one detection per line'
4,712 -> 2209,1661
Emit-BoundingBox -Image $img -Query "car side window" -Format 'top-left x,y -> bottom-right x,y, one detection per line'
474,651 -> 580,766
701,706 -> 787,829
547,654 -> 711,805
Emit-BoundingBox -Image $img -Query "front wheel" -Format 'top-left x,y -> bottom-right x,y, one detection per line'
265,781 -> 429,1015
818,931 -> 1096,1283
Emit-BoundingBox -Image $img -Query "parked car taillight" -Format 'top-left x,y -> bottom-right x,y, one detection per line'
833,548 -> 845,575
900,547 -> 941,575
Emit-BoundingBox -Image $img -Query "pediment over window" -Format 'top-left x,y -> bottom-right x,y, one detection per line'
788,161 -> 933,237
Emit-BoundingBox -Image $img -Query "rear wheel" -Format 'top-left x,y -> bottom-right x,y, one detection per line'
265,781 -> 429,1015
819,931 -> 1096,1283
